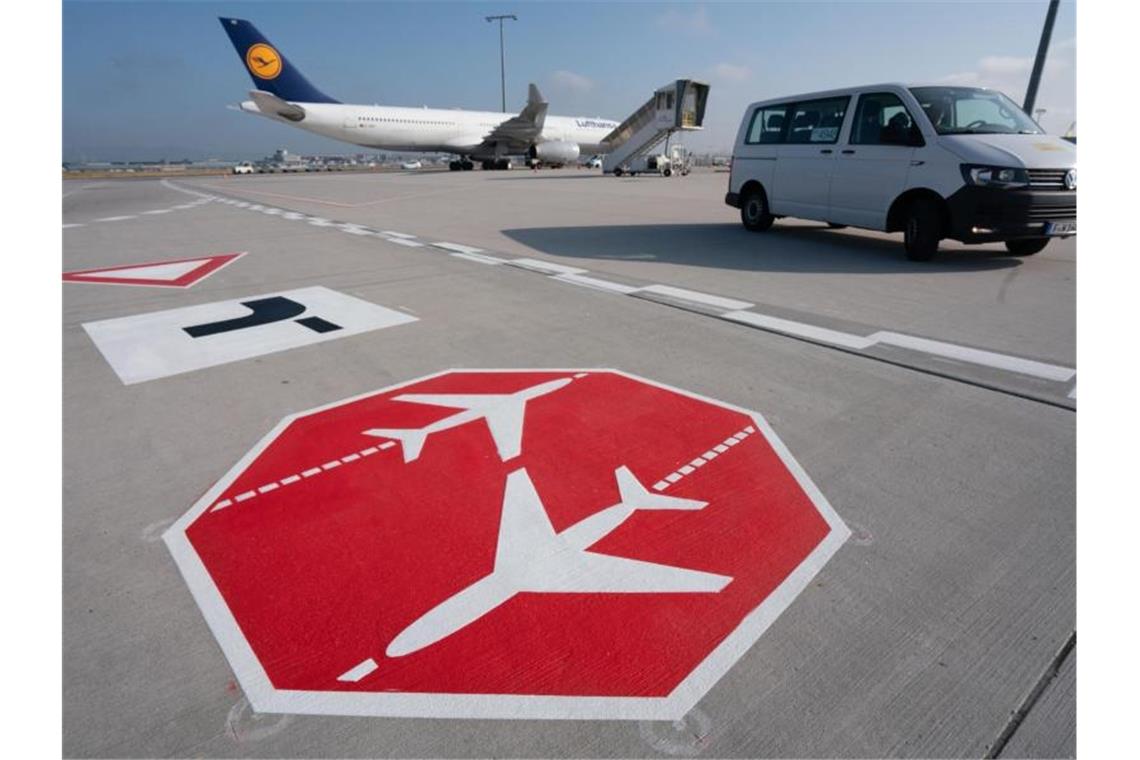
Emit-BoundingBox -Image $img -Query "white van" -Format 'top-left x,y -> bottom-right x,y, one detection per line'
725,84 -> 1076,260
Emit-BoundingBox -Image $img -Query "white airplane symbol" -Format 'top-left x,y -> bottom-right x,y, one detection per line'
363,377 -> 572,463
386,466 -> 732,657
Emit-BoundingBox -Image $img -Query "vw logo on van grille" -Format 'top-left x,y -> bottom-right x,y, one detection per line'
1064,169 -> 1077,190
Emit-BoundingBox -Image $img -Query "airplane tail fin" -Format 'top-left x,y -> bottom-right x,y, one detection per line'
218,17 -> 340,104
616,466 -> 707,511
363,428 -> 429,463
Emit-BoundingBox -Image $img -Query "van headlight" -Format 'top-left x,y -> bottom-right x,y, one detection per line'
961,164 -> 1030,189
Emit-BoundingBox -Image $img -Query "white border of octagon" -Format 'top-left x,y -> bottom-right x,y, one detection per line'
164,369 -> 851,720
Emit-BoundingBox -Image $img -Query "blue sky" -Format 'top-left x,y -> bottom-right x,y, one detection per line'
63,1 -> 1076,161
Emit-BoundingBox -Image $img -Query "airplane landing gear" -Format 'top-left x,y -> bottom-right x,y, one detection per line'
450,159 -> 475,171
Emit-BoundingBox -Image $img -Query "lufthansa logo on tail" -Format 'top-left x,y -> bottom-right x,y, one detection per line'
246,43 -> 282,80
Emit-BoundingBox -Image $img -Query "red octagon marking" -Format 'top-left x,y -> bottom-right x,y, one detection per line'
165,369 -> 849,719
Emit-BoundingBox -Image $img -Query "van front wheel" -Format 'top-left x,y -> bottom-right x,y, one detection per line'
741,189 -> 774,232
903,198 -> 942,261
1004,238 -> 1050,256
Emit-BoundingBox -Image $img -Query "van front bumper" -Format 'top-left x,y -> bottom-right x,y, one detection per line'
725,191 -> 741,208
946,186 -> 1076,242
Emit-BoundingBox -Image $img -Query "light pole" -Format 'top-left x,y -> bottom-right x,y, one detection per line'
1023,0 -> 1060,114
485,14 -> 517,113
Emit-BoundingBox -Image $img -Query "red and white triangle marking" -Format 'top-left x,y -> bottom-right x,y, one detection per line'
63,253 -> 245,288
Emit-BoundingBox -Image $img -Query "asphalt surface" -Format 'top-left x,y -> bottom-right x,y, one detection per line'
62,169 -> 1075,758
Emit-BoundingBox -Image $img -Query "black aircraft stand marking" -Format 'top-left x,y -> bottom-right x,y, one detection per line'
183,296 -> 343,338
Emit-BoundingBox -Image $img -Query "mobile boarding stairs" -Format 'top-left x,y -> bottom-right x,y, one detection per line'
602,80 -> 709,176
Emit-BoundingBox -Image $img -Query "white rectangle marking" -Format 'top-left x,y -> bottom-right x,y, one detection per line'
95,215 -> 135,222
381,231 -> 416,239
714,444 -> 729,453
378,441 -> 396,450
722,310 -> 875,350
280,475 -> 302,485
360,447 -> 379,457
642,285 -> 754,311
386,237 -> 425,247
678,465 -> 695,476
341,453 -> 361,463
508,258 -> 589,276
257,483 -> 279,494
337,658 -> 379,683
432,242 -> 484,254
234,491 -> 256,503
550,273 -> 641,295
690,458 -> 706,468
321,460 -> 342,471
211,499 -> 232,511
665,473 -> 683,484
141,209 -> 172,215
82,286 -> 418,385
702,450 -> 718,460
302,468 -> 322,478
450,252 -> 507,265
653,481 -> 670,491
872,332 -> 1076,382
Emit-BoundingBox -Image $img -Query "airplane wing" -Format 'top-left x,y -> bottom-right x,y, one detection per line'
479,83 -> 549,150
555,551 -> 733,593
247,90 -> 306,122
394,392 -> 525,460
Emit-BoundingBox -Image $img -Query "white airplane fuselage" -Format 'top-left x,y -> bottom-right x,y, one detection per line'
241,100 -> 617,156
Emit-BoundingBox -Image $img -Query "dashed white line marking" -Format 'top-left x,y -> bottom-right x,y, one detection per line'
678,465 -> 695,475
62,223 -> 84,229
258,483 -> 279,494
653,481 -> 670,492
321,460 -> 342,471
94,215 -> 136,222
341,453 -> 361,463
234,491 -> 256,503
655,426 -> 756,492
432,242 -> 485,255
508,258 -> 589,276
641,285 -> 754,311
714,444 -> 729,453
337,658 -> 379,683
551,273 -> 641,295
308,218 -> 335,226
211,499 -> 233,512
360,447 -> 379,456
378,441 -> 396,450
450,251 -> 506,265
702,450 -> 718,460
381,231 -> 416,239
665,473 -> 683,484
302,468 -> 322,478
385,237 -> 425,247
280,475 -> 302,485
281,212 -> 306,220
141,209 -> 172,215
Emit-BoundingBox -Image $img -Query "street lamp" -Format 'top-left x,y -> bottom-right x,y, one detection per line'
485,14 -> 517,113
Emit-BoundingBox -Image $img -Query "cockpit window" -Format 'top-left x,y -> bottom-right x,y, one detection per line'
909,86 -> 1043,135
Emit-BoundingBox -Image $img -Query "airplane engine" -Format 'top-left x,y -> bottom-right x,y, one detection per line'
529,141 -> 580,167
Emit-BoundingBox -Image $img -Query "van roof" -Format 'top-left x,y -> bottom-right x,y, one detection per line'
744,83 -> 1001,108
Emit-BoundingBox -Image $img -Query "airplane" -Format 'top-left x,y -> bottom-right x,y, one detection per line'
363,377 -> 572,463
219,18 -> 622,170
386,466 -> 733,657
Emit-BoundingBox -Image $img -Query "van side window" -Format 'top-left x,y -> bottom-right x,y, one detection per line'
850,93 -> 924,146
745,104 -> 790,144
786,97 -> 850,144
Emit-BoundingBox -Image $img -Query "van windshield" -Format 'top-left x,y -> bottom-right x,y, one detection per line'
909,86 -> 1043,135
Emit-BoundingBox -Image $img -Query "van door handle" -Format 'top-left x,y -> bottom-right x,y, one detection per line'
841,149 -> 855,154
819,149 -> 833,154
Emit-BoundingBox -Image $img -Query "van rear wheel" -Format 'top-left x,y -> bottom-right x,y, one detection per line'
741,188 -> 774,232
1004,238 -> 1050,256
903,198 -> 942,261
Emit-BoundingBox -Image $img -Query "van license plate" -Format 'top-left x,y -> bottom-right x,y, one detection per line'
1044,221 -> 1076,235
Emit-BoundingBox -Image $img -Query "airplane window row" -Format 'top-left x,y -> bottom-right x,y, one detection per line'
358,117 -> 456,126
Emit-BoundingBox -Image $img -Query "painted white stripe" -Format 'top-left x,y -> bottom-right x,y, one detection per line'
308,218 -> 335,226
302,467 -> 322,478
280,475 -> 302,485
432,242 -> 484,255
507,258 -> 589,276
870,331 -> 1076,383
653,481 -> 670,491
142,209 -> 173,215
385,237 -> 425,247
337,658 -> 379,683
360,447 -> 379,456
641,285 -> 754,311
450,251 -> 506,265
234,491 -> 256,503
724,310 -> 1075,382
281,212 -> 306,220
95,215 -> 135,222
321,460 -> 342,471
551,273 -> 641,295
173,204 -> 197,210
665,472 -> 683,484
341,453 -> 361,463
690,458 -> 707,468
378,441 -> 396,450
381,231 -> 416,239
258,483 -> 279,494
678,465 -> 695,476
702,450 -> 718,460
714,444 -> 729,453
722,310 -> 875,349
725,437 -> 740,447
210,499 -> 233,512
62,223 -> 84,229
